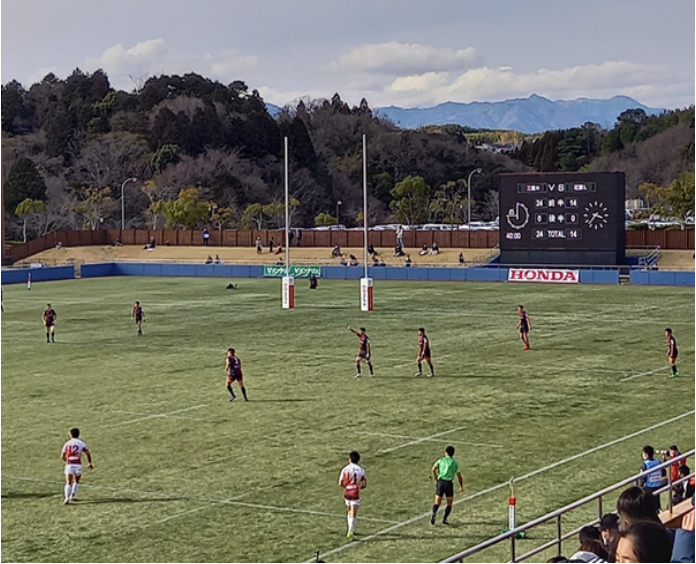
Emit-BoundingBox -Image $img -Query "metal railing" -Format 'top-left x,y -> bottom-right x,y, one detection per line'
441,449 -> 694,563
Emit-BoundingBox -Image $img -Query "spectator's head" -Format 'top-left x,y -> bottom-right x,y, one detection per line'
578,525 -> 601,544
641,445 -> 654,460
600,513 -> 620,545
577,538 -> 608,561
669,444 -> 680,457
614,520 -> 672,563
678,464 -> 690,478
616,486 -> 660,528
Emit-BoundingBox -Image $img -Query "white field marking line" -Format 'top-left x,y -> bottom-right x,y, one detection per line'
379,425 -> 471,454
355,431 -> 502,449
3,476 -> 400,525
389,354 -> 453,370
111,409 -> 224,424
621,365 -> 672,382
308,409 -> 696,562
105,405 -> 209,427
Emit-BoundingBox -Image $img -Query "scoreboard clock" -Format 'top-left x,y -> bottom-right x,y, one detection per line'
499,172 -> 625,266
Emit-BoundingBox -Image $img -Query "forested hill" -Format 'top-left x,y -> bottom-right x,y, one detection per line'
1,70 -> 693,241
511,107 -> 695,198
1,70 -> 526,238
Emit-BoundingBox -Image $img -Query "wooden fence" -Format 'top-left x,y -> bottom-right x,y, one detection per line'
6,228 -> 694,264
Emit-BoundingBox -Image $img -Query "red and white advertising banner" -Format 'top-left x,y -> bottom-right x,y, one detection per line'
508,268 -> 579,284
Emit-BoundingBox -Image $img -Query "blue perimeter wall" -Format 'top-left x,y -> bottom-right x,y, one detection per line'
2,262 -> 693,286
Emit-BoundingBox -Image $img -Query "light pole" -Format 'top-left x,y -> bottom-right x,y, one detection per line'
336,200 -> 342,226
467,168 -> 482,228
120,177 -> 138,230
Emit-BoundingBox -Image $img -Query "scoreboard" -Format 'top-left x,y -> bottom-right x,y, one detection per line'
499,172 -> 625,266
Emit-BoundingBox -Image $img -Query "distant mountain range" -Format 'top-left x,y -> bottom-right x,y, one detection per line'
373,95 -> 662,133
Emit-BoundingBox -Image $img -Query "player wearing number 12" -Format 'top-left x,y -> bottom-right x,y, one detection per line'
61,428 -> 93,505
339,451 -> 367,541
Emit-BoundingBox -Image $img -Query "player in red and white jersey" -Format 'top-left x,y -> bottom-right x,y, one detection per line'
338,451 -> 367,540
60,428 -> 93,505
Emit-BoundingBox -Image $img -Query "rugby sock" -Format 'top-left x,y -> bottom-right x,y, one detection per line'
672,365 -> 678,375
347,516 -> 356,532
241,386 -> 248,401
46,332 -> 50,342
443,505 -> 452,522
226,384 -> 235,398
429,363 -> 434,376
71,483 -> 79,498
64,484 -> 71,501
356,364 -> 361,375
417,362 -> 423,373
431,504 -> 439,518
368,362 -> 373,376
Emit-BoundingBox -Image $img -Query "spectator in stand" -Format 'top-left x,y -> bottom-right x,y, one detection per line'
111,237 -> 122,247
458,252 -> 465,264
332,245 -> 342,258
396,225 -> 404,250
372,256 -> 379,266
614,520 -> 672,563
672,465 -> 695,505
662,445 -> 687,485
430,242 -> 440,255
275,258 -> 284,266
419,244 -> 428,256
274,245 -> 283,255
339,257 -> 348,266
671,496 -> 695,564
616,486 -> 660,530
599,513 -> 620,549
296,228 -> 303,247
349,254 -> 359,267
569,526 -> 608,562
405,255 -> 412,268
255,237 -> 263,254
205,255 -> 213,264
56,241 -> 63,249
367,243 -> 378,256
639,445 -> 665,509
202,228 -> 210,246
288,229 -> 295,247
394,243 -> 405,257
213,254 -> 222,264
269,238 -> 275,253
309,274 -> 318,289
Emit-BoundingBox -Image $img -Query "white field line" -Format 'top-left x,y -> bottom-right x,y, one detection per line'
620,365 -> 671,382
308,410 -> 695,562
3,476 -> 400,525
355,431 -> 502,449
379,426 -> 470,454
105,405 -> 209,427
111,409 -> 224,424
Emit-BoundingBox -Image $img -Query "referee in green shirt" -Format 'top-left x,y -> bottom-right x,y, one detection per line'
430,445 -> 464,525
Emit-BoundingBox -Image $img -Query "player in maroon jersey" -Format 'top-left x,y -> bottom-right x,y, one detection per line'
516,305 -> 532,350
348,326 -> 373,378
665,328 -> 679,378
43,304 -> 57,343
131,301 -> 145,336
225,348 -> 248,402
415,327 -> 434,377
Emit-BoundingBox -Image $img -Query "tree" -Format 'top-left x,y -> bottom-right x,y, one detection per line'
667,172 -> 695,220
4,158 -> 48,213
315,212 -> 338,226
264,199 -> 299,228
15,198 -> 47,242
151,144 -> 181,173
67,185 -> 117,230
389,175 -> 431,226
210,205 -> 234,232
429,180 -> 469,224
241,203 -> 267,229
153,187 -> 210,229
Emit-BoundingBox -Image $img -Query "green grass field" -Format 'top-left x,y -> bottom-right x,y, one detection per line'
1,276 -> 694,563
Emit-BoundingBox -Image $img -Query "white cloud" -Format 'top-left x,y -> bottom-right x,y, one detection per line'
83,39 -> 258,89
377,60 -> 692,108
331,41 -> 480,76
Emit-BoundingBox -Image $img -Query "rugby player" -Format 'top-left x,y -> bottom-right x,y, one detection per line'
226,348 -> 248,402
61,428 -> 93,505
348,326 -> 373,378
338,451 -> 367,541
415,327 -> 434,377
43,303 -> 57,343
131,301 -> 145,336
516,305 -> 532,350
665,328 -> 679,378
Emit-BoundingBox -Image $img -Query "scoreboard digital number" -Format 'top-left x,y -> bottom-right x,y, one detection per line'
498,173 -> 625,264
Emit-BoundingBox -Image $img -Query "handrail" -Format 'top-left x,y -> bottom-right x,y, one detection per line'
441,449 -> 694,563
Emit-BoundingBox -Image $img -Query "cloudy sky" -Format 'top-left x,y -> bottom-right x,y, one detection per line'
2,0 -> 694,109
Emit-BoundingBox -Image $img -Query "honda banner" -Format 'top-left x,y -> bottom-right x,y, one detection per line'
508,268 -> 579,284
